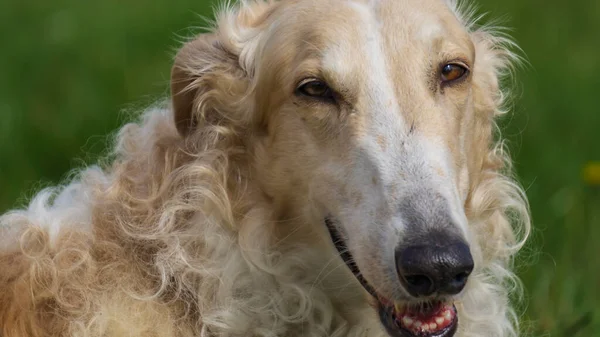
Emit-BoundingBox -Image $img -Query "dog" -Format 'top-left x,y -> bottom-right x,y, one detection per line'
0,0 -> 530,336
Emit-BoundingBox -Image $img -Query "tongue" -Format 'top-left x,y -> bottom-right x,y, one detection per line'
396,304 -> 455,334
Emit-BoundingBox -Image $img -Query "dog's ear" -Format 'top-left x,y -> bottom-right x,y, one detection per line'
171,34 -> 230,136
465,28 -> 529,258
171,36 -> 204,136
170,2 -> 278,137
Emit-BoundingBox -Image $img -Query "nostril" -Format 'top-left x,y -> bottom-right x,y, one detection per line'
444,258 -> 474,295
450,271 -> 470,289
404,274 -> 435,296
454,271 -> 469,284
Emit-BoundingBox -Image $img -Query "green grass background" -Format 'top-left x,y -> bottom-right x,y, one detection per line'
1,0 -> 598,335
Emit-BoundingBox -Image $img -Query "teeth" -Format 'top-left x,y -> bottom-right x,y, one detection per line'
394,302 -> 455,334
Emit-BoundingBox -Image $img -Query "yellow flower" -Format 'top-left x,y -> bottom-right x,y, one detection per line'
583,162 -> 600,186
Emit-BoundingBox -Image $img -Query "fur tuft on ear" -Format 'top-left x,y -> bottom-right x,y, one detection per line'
170,1 -> 279,137
170,33 -> 242,136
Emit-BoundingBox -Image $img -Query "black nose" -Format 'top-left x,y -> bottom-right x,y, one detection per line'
395,238 -> 474,297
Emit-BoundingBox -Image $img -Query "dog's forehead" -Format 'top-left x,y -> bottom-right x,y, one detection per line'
282,0 -> 460,44
273,0 -> 470,71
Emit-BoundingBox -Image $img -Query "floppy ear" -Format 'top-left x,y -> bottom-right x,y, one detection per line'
170,33 -> 247,136
466,26 -> 529,259
170,35 -> 208,136
170,1 -> 278,137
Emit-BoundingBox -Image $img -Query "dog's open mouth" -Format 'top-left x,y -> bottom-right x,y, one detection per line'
377,298 -> 458,337
324,218 -> 458,337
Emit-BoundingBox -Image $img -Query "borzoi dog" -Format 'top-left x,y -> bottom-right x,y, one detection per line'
0,0 -> 530,336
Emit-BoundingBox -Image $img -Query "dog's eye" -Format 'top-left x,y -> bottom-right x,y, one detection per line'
297,80 -> 334,101
441,63 -> 468,83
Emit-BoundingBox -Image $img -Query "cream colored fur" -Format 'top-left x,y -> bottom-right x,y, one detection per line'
0,0 -> 529,336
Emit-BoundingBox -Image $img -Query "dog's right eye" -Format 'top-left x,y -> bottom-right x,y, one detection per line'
296,79 -> 335,101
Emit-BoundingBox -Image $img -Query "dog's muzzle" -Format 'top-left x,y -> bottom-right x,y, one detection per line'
324,217 -> 471,337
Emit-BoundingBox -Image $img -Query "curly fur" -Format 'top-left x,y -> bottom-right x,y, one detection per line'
0,1 -> 530,336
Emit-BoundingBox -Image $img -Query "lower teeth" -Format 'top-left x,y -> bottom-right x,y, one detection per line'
394,305 -> 455,334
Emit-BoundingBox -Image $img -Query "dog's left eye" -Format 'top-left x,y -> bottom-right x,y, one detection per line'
296,79 -> 335,101
441,63 -> 468,83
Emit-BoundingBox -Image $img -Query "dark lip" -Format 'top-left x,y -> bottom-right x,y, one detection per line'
324,218 -> 379,298
324,217 -> 458,337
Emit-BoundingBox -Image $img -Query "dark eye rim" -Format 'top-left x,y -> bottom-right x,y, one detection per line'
295,78 -> 336,102
439,61 -> 470,85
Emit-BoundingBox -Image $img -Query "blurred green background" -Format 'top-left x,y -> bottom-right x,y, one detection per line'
0,0 -> 598,335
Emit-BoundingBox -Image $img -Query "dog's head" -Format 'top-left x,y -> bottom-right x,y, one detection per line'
171,0 -> 527,336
